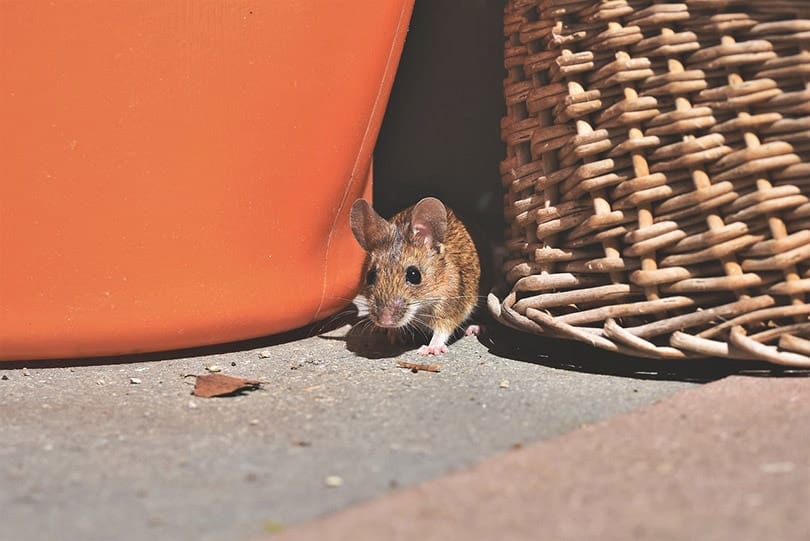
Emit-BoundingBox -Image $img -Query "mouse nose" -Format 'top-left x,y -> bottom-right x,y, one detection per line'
376,297 -> 406,327
378,308 -> 396,326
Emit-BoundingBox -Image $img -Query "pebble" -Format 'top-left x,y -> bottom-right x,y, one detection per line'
258,351 -> 272,358
499,379 -> 510,389
129,377 -> 142,385
22,368 -> 31,377
205,365 -> 223,373
188,401 -> 198,409
324,475 -> 343,488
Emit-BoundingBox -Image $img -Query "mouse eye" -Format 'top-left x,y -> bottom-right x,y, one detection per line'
366,267 -> 377,286
405,266 -> 422,285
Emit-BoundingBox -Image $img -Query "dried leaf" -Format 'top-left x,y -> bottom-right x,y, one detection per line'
396,360 -> 441,373
192,373 -> 263,398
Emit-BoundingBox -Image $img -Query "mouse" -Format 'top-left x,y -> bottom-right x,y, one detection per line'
349,197 -> 481,355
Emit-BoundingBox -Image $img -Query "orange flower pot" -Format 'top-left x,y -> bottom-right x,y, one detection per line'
0,0 -> 414,360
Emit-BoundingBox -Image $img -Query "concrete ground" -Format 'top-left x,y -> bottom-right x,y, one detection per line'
1,321 -> 806,541
275,374 -> 810,541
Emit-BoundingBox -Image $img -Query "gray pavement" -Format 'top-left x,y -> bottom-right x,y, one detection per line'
0,323 -> 708,541
275,375 -> 810,541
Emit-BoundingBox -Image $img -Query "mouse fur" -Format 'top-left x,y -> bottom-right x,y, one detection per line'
349,197 -> 480,355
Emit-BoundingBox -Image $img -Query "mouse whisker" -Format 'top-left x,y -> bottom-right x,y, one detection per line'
402,320 -> 430,343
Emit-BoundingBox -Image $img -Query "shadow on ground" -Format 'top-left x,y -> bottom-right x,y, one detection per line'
479,313 -> 810,383
6,308 -> 808,383
335,320 -> 479,360
320,321 -> 414,360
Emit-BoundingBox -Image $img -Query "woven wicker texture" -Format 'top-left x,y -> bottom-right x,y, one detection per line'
491,0 -> 810,365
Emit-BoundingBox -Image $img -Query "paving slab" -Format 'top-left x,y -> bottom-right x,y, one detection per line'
0,323 -> 712,541
273,374 -> 810,541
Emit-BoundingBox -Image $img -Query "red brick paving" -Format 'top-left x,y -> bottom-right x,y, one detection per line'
273,376 -> 810,541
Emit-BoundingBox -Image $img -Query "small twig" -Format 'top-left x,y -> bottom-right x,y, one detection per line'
396,360 -> 441,373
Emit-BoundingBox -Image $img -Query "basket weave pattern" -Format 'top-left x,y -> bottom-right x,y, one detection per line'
492,0 -> 810,365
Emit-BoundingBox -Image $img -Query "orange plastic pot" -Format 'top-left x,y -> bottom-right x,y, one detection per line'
0,1 -> 414,360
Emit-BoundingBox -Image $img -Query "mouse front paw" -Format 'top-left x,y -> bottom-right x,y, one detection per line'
418,329 -> 451,355
417,344 -> 448,356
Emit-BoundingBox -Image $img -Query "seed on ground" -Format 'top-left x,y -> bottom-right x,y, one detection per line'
324,475 -> 343,488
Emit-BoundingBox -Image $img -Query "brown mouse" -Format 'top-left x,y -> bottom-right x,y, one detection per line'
349,197 -> 480,355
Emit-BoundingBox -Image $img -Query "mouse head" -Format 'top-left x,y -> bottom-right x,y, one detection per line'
349,197 -> 451,328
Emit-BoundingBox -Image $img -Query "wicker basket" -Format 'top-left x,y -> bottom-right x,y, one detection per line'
490,0 -> 810,366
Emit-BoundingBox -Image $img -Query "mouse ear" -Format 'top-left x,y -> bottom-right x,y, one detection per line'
411,197 -> 448,247
350,199 -> 391,251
